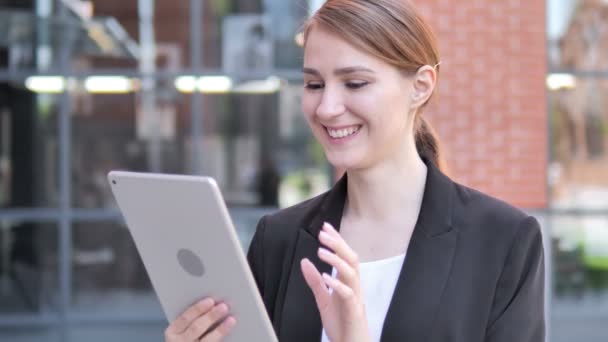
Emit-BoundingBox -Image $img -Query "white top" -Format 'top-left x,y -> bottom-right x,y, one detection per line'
321,253 -> 406,342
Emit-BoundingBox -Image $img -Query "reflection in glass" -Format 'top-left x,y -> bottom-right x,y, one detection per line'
0,328 -> 60,342
551,214 -> 608,342
230,207 -> 273,250
70,91 -> 190,208
71,221 -> 160,316
80,1 -> 189,70
0,3 -> 138,73
222,14 -> 274,75
549,0 -> 608,71
0,87 -> 58,208
200,0 -> 308,70
0,221 -> 58,313
548,78 -> 608,209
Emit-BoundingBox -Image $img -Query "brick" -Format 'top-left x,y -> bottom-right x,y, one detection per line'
421,1 -> 547,208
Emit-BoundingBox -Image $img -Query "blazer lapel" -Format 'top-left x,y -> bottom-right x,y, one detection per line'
277,175 -> 348,341
278,159 -> 458,342
380,160 -> 458,341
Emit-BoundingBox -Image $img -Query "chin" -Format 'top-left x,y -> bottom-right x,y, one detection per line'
325,151 -> 366,171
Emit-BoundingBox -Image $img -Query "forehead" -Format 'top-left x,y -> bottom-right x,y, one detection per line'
303,26 -> 389,71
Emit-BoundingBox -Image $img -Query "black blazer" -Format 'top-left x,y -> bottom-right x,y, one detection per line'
247,159 -> 545,342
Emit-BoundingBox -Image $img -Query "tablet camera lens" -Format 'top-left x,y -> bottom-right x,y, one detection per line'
112,180 -> 116,185
177,248 -> 205,277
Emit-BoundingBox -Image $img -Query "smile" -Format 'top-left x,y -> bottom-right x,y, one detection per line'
325,125 -> 362,139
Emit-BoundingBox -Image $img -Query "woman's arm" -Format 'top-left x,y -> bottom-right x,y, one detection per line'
485,216 -> 545,342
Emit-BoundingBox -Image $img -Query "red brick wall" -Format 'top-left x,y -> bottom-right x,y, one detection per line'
416,0 -> 548,209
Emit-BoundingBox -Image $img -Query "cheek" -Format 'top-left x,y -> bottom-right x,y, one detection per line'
357,91 -> 408,134
348,96 -> 376,118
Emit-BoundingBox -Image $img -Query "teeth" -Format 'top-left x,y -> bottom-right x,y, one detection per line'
327,125 -> 360,139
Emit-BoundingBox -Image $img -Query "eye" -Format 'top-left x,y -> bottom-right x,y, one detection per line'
304,81 -> 324,90
345,81 -> 368,90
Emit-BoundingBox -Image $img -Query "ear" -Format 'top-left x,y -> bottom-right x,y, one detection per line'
410,65 -> 437,110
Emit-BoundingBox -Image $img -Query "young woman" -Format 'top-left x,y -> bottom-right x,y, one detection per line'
165,1 -> 545,341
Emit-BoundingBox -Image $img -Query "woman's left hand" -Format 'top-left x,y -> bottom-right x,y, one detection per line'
301,222 -> 371,342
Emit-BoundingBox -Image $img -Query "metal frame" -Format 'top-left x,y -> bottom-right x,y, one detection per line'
190,0 -> 203,175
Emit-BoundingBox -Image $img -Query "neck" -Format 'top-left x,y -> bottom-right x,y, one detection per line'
344,145 -> 428,222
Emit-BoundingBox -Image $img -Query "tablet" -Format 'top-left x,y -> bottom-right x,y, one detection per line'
107,171 -> 277,342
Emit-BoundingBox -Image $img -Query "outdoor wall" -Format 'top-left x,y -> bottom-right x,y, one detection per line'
418,0 -> 547,209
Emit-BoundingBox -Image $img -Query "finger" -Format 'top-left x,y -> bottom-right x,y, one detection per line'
322,273 -> 356,303
301,258 -> 330,310
320,222 -> 359,267
183,303 -> 229,341
318,247 -> 357,285
167,297 -> 215,335
200,316 -> 237,342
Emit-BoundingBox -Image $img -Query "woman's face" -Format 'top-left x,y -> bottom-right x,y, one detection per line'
302,26 -> 418,170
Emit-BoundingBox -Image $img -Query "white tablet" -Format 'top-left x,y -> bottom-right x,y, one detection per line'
107,171 -> 277,342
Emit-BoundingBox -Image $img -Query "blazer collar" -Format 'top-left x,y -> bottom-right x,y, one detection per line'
279,157 -> 458,341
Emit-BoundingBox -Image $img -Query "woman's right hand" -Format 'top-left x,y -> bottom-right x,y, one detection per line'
164,297 -> 236,342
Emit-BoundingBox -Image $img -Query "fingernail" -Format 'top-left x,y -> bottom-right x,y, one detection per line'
318,247 -> 331,257
324,222 -> 338,233
322,273 -> 332,281
319,231 -> 331,242
224,316 -> 236,328
200,298 -> 214,306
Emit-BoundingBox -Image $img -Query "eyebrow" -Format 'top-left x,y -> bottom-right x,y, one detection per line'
302,66 -> 375,76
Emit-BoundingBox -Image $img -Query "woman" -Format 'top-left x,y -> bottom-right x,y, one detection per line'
165,0 -> 545,341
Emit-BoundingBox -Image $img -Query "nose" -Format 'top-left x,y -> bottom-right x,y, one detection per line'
315,86 -> 345,120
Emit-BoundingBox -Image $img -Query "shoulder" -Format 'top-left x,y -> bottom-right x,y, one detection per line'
450,181 -> 541,245
447,181 -> 544,303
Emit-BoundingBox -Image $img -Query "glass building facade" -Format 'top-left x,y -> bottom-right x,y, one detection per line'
547,1 -> 608,341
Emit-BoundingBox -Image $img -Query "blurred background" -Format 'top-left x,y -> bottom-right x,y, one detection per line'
0,0 -> 605,341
